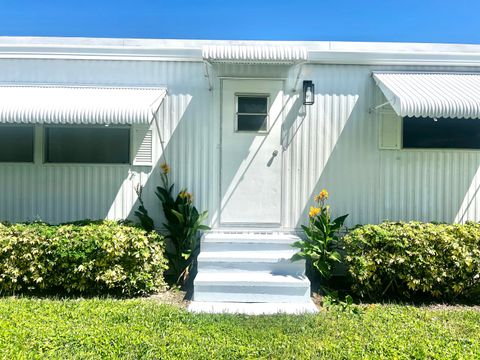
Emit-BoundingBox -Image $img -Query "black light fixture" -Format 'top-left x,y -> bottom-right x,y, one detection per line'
303,80 -> 315,105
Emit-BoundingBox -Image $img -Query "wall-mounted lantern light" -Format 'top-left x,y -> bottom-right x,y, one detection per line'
303,80 -> 315,105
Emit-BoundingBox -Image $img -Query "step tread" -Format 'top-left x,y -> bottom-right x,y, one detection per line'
198,249 -> 299,262
194,272 -> 309,286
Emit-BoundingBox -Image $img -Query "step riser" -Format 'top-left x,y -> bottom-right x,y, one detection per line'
201,242 -> 295,252
197,261 -> 305,275
194,287 -> 311,303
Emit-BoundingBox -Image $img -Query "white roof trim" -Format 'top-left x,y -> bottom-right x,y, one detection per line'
203,45 -> 308,64
0,36 -> 480,67
0,85 -> 167,125
4,37 -> 480,65
373,72 -> 480,119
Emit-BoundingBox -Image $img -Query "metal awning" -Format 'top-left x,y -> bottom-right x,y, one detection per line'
203,45 -> 308,64
373,72 -> 480,119
0,85 -> 167,124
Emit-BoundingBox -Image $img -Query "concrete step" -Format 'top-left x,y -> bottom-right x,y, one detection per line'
197,249 -> 305,275
188,301 -> 318,315
191,231 -> 313,314
193,272 -> 311,303
201,232 -> 301,252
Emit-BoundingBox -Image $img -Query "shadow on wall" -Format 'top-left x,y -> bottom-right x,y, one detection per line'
281,93 -> 307,151
0,59 -> 213,225
0,161 -> 132,224
6,64 -> 480,227
126,88 -> 204,229
290,90 -> 364,229
292,68 -> 480,228
380,150 -> 480,224
0,90 -> 197,225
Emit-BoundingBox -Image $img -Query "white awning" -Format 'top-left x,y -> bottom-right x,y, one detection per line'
0,85 -> 167,124
203,45 -> 308,64
373,72 -> 480,119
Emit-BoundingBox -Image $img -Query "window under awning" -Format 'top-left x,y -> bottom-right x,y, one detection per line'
0,85 -> 167,124
372,72 -> 480,119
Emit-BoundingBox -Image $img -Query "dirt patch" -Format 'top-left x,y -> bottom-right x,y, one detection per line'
311,293 -> 323,310
148,289 -> 189,308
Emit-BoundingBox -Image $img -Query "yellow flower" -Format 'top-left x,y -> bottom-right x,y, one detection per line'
309,206 -> 320,218
160,163 -> 170,175
179,190 -> 193,202
314,189 -> 329,202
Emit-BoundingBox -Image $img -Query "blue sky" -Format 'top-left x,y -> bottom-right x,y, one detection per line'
0,0 -> 479,43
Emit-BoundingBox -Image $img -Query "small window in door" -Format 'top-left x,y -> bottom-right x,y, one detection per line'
236,95 -> 269,132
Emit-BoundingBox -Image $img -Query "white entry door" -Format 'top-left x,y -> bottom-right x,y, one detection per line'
220,79 -> 283,226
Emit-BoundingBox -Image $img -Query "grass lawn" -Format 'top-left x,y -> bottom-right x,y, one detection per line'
0,298 -> 479,359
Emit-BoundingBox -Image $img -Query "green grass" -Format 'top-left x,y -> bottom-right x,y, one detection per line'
0,298 -> 479,359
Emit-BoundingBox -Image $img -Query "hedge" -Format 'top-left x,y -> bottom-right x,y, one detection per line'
343,221 -> 480,301
0,221 -> 168,296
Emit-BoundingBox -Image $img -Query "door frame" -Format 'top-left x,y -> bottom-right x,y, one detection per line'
218,77 -> 285,229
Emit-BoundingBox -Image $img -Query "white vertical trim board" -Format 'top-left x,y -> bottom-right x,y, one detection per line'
378,108 -> 401,150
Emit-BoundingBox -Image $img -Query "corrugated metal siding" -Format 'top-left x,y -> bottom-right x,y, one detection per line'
1,57 -> 480,227
282,65 -> 380,227
284,64 -> 480,227
0,59 -> 213,224
0,164 -> 145,223
373,72 -> 480,119
380,150 -> 480,223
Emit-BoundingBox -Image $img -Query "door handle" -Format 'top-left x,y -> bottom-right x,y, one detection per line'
267,150 -> 279,167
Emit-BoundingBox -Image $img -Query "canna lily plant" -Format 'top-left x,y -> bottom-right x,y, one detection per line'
156,163 -> 210,286
292,189 -> 348,283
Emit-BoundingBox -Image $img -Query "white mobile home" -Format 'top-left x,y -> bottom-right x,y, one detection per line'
2,37 -> 480,313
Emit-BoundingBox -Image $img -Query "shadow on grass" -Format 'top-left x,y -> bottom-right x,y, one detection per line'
0,285 -> 192,303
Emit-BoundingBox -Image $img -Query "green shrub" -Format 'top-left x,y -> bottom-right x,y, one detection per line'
343,221 -> 480,301
0,220 -> 168,296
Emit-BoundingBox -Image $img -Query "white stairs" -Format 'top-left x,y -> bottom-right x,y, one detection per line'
188,231 -> 318,315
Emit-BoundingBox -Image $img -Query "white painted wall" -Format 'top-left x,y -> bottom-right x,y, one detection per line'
1,56 -> 480,228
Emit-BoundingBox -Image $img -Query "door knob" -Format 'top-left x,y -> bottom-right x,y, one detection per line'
272,150 -> 279,157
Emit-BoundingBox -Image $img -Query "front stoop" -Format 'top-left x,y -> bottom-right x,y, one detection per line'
188,231 -> 318,315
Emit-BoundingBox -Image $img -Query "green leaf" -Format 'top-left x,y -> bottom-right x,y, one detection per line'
291,252 -> 306,261
171,209 -> 184,223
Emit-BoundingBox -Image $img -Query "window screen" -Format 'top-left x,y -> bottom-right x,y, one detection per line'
0,126 -> 34,162
403,117 -> 480,149
45,127 -> 130,164
236,96 -> 269,132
